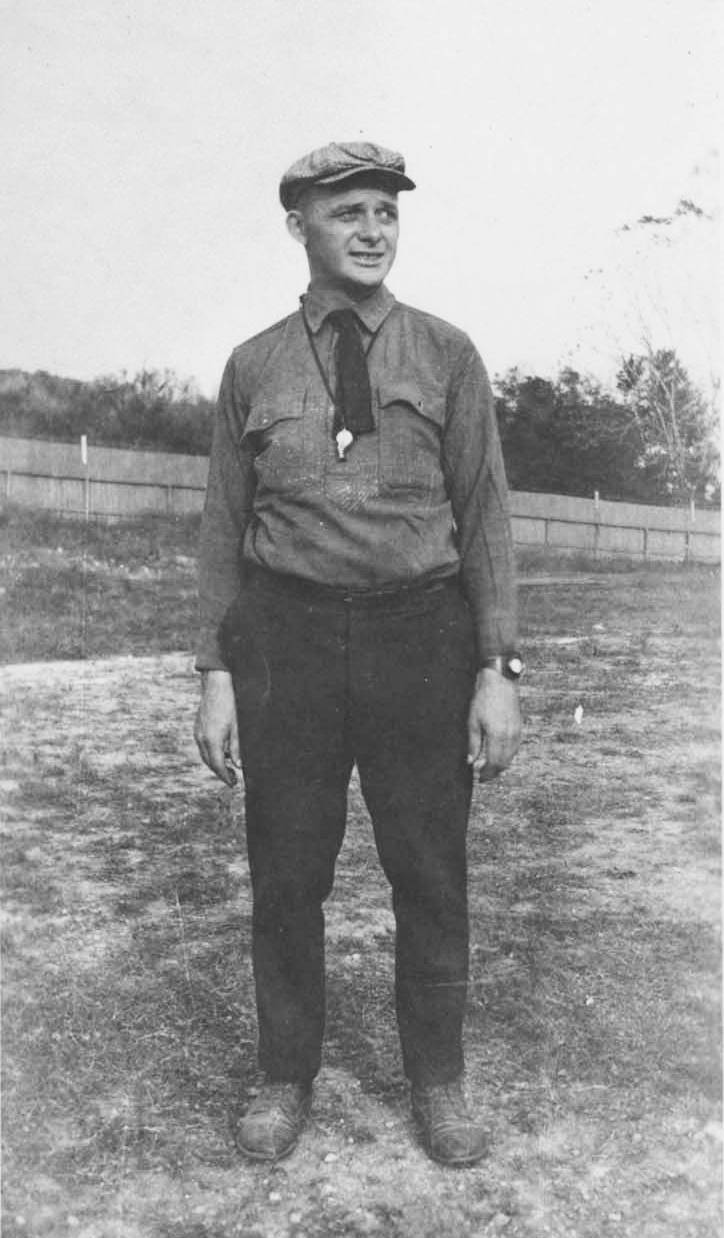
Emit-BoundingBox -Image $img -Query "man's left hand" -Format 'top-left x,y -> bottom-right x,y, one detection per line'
467,668 -> 522,782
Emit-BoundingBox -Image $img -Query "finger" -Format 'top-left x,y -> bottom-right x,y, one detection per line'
485,726 -> 519,772
467,717 -> 484,767
476,738 -> 513,781
207,739 -> 237,786
478,762 -> 503,783
195,734 -> 213,770
229,715 -> 242,768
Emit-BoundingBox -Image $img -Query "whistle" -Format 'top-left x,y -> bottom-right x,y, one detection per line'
335,428 -> 354,460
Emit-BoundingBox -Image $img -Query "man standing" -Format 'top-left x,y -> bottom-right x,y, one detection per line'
194,141 -> 521,1167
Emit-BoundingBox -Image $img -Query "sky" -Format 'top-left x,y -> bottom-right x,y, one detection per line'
1,0 -> 719,397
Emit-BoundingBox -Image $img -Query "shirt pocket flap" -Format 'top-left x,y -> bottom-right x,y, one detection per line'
243,396 -> 305,438
241,392 -> 317,493
378,379 -> 446,427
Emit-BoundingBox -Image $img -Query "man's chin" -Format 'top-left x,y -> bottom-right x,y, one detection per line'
341,266 -> 388,294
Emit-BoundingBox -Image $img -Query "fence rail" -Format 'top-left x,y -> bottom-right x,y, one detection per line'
1,436 -> 719,563
510,511 -> 719,563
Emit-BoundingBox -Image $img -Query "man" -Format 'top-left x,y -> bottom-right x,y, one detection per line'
194,141 -> 522,1167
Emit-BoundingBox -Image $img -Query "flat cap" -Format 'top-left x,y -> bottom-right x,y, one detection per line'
279,141 -> 416,210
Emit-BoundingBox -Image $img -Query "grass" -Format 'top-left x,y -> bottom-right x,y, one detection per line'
0,507 -> 200,662
0,505 -> 717,664
0,508 -> 721,1237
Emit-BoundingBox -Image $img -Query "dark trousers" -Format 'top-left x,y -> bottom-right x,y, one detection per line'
223,567 -> 476,1087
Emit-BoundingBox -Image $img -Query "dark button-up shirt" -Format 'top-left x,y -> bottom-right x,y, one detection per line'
196,284 -> 517,669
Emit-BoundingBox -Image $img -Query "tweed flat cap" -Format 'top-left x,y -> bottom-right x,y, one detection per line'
279,141 -> 416,209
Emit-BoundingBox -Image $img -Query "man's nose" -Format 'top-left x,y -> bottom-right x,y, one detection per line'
357,211 -> 382,242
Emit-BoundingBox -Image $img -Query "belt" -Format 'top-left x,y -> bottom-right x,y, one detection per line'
245,563 -> 459,609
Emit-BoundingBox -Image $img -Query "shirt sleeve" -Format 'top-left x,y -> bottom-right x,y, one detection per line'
195,356 -> 256,670
442,343 -> 518,662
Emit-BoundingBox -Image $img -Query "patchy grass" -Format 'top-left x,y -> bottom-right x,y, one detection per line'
0,506 -> 717,664
515,543 -> 719,577
0,507 -> 200,662
0,512 -> 721,1237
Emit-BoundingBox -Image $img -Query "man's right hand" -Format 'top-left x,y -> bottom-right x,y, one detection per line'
194,669 -> 241,786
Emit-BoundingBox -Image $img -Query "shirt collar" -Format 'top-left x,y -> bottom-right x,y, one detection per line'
301,283 -> 395,335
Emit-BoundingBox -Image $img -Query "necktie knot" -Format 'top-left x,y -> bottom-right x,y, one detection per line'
327,308 -> 360,331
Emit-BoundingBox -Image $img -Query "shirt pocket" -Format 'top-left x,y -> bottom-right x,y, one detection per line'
378,379 -> 447,494
242,394 -> 320,494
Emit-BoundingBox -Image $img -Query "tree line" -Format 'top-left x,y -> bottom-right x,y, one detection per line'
496,349 -> 719,505
0,351 -> 718,505
0,369 -> 215,457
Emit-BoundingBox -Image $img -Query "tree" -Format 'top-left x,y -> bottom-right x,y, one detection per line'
616,347 -> 719,503
0,366 -> 215,453
495,351 -> 719,505
576,162 -> 720,500
495,367 -> 642,501
70,368 -> 215,453
585,175 -> 721,502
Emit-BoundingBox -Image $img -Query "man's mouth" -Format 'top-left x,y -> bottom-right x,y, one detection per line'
351,252 -> 384,264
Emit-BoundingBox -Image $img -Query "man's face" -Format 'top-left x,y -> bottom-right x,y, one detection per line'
287,181 -> 399,295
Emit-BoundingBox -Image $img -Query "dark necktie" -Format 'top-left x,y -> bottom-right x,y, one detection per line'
327,309 -> 375,446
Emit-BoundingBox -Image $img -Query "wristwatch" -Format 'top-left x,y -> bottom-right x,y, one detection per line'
479,653 -> 524,682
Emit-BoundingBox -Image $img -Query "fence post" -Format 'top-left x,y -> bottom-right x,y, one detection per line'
685,498 -> 696,564
593,490 -> 601,557
642,527 -> 648,560
166,484 -> 173,515
4,468 -> 10,502
81,435 -> 90,520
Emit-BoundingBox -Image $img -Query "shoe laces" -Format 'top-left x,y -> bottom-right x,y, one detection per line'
418,1078 -> 468,1117
248,1081 -> 305,1115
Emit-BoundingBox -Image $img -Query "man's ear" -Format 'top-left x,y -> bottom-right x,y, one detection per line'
286,211 -> 307,247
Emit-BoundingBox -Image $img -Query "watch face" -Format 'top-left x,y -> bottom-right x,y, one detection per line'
508,656 -> 524,677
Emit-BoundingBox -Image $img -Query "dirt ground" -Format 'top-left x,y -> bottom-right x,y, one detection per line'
0,523 -> 721,1237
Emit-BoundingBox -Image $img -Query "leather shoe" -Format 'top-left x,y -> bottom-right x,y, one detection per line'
235,1081 -> 312,1161
411,1077 -> 488,1167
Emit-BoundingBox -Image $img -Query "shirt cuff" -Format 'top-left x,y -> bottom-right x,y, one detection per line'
194,632 -> 231,673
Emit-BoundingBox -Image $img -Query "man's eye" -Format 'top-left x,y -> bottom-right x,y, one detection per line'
380,209 -> 397,222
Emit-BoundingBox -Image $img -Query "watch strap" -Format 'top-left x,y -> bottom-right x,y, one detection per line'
479,653 -> 524,681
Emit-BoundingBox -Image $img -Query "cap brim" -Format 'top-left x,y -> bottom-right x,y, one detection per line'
281,166 -> 416,209
315,167 -> 416,193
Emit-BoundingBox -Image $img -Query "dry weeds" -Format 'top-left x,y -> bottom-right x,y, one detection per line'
0,513 -> 720,1237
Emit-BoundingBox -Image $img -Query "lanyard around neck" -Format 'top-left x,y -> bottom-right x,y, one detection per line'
301,306 -> 383,407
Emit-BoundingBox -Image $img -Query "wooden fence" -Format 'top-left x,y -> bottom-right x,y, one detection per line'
1,436 -> 719,562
